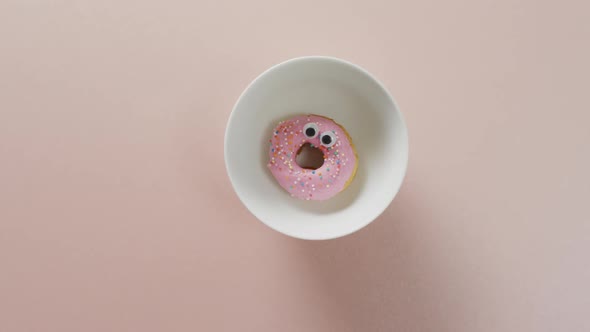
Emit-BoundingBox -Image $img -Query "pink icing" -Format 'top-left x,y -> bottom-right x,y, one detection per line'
267,115 -> 357,200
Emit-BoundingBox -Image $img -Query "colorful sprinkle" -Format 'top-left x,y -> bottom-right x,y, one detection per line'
267,115 -> 356,200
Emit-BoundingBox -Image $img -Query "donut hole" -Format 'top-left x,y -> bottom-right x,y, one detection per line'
295,143 -> 324,170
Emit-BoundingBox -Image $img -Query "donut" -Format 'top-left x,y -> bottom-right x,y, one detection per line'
267,114 -> 358,200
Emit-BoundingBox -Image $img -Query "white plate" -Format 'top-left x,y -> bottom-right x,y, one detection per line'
225,56 -> 408,240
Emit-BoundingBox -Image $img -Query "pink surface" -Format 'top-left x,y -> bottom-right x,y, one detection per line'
1,0 -> 589,331
268,115 -> 357,200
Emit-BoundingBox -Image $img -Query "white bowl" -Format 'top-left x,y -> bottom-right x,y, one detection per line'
225,56 -> 408,240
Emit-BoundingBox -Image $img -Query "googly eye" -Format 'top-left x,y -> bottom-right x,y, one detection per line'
320,131 -> 337,148
303,123 -> 319,138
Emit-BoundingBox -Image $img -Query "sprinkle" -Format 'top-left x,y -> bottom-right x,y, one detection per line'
300,182 -> 305,187
327,168 -> 330,172
312,170 -> 315,174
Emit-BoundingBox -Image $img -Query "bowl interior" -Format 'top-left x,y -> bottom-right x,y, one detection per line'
225,57 -> 408,239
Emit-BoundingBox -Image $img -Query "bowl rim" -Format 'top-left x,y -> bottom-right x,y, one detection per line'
224,55 -> 408,240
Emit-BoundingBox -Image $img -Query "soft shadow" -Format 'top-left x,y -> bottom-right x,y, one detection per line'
286,186 -> 455,331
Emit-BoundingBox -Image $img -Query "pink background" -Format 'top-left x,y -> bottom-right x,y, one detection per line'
1,0 -> 589,331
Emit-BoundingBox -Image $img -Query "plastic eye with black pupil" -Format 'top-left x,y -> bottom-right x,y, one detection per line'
320,132 -> 337,148
303,123 -> 319,138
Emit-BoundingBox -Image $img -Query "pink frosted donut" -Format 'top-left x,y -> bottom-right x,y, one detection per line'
267,114 -> 358,200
